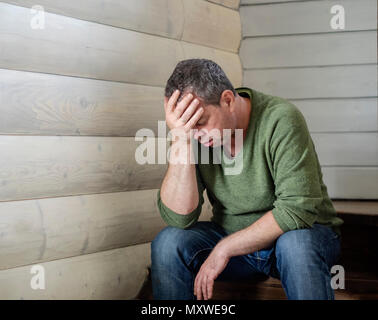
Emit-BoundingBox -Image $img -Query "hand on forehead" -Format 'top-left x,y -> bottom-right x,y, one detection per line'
179,90 -> 203,104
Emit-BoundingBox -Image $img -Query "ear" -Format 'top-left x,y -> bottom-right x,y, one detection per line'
220,90 -> 236,111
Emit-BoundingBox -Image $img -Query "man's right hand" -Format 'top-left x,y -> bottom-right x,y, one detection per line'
164,90 -> 204,143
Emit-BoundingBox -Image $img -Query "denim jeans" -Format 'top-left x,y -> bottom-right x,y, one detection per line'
151,221 -> 341,300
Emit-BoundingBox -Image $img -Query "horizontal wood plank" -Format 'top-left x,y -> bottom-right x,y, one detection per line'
312,133 -> 378,166
3,0 -> 241,53
0,70 -> 376,135
4,0 -> 183,40
0,243 -> 150,299
241,0 -> 377,37
183,0 -> 241,52
322,167 -> 378,199
0,3 -> 242,87
0,69 -> 166,136
244,65 -> 377,99
333,200 -> 378,216
294,98 -> 378,133
240,31 -> 377,68
0,189 -> 213,270
0,136 -> 168,202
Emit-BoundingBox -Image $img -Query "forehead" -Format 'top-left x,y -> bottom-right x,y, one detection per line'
199,103 -> 217,120
177,92 -> 217,119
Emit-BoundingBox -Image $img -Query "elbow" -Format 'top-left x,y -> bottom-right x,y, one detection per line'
157,189 -> 202,229
272,201 -> 318,233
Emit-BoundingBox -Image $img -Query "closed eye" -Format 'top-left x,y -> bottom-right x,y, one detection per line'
196,118 -> 207,126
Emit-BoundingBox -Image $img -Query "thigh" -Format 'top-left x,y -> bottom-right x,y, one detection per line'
183,223 -> 265,282
274,223 -> 341,270
152,221 -> 228,269
153,221 -> 267,282
272,223 -> 341,299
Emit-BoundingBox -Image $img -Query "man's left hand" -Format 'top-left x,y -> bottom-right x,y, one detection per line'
194,245 -> 230,300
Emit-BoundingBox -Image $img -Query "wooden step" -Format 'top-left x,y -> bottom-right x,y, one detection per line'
136,268 -> 378,300
333,200 -> 378,226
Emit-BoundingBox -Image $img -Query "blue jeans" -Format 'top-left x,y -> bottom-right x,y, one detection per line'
151,221 -> 341,300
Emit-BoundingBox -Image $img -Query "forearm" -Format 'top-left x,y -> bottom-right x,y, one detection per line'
216,211 -> 284,259
160,140 -> 199,215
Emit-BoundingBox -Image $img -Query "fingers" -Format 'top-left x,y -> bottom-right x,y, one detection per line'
180,98 -> 200,124
174,93 -> 194,119
194,272 -> 212,300
207,278 -> 214,300
184,107 -> 204,131
194,273 -> 202,300
165,90 -> 180,113
202,275 -> 208,300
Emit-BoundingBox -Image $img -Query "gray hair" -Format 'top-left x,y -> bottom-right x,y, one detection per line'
164,59 -> 236,106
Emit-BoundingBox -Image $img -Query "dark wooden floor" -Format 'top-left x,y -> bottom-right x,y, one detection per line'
137,201 -> 378,300
137,268 -> 378,300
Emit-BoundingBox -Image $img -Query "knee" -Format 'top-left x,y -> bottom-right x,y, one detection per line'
275,228 -> 321,268
151,226 -> 186,264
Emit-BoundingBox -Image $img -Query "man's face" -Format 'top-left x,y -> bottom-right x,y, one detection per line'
192,101 -> 234,148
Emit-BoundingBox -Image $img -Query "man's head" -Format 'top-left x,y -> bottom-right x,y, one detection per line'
165,59 -> 240,147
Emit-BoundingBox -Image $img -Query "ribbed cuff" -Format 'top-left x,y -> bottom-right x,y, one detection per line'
271,207 -> 297,233
157,189 -> 200,229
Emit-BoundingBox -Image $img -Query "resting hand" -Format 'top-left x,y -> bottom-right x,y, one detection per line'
194,246 -> 230,300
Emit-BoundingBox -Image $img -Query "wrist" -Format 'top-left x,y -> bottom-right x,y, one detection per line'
168,139 -> 195,165
215,239 -> 232,260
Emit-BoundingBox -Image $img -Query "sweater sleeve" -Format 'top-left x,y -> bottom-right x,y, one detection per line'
157,164 -> 205,229
269,104 -> 323,233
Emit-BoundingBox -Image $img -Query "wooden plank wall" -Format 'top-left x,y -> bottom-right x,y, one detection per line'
0,1 -> 241,299
240,0 -> 378,199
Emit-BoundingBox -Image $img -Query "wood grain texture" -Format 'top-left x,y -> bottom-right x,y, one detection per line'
0,243 -> 151,299
208,0 -> 240,9
241,0 -> 377,37
240,31 -> 377,68
0,69 -> 166,136
240,0 -> 378,202
0,136 -> 168,202
183,0 -> 241,53
3,0 -> 241,52
0,189 -> 213,270
244,65 -> 377,99
4,0 -> 184,39
0,3 -> 242,87
294,98 -> 378,133
312,133 -> 378,166
322,167 -> 378,199
0,69 -> 375,135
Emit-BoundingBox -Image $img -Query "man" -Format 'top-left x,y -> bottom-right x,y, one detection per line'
151,59 -> 343,300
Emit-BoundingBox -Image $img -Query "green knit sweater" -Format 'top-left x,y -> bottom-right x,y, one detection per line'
157,87 -> 344,236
